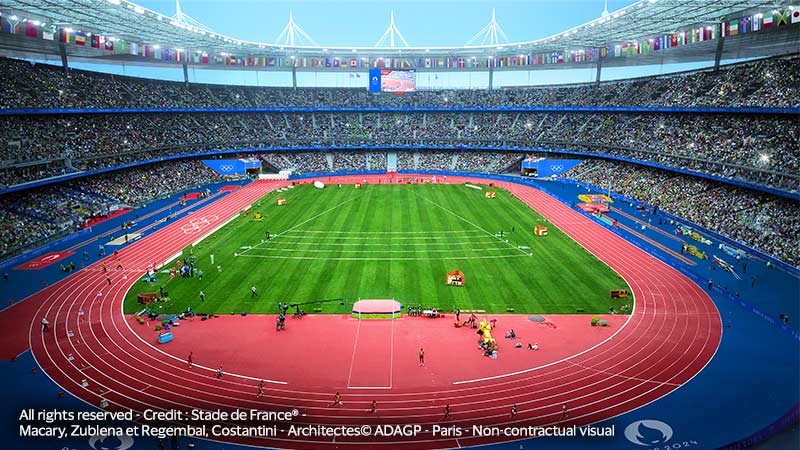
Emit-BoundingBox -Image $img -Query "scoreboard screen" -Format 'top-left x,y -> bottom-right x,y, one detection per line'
369,69 -> 416,93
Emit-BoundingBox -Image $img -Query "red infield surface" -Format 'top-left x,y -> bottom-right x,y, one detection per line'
14,251 -> 75,271
2,176 -> 722,450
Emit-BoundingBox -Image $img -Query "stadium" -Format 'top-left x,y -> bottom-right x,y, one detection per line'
0,1 -> 798,450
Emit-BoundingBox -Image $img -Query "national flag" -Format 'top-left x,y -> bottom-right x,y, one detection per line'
775,10 -> 789,26
670,34 -> 679,47
25,22 -> 39,38
728,20 -> 738,36
42,25 -> 56,40
163,48 -> 172,61
60,28 -> 72,43
268,57 -> 277,66
90,34 -> 100,48
350,58 -> 357,68
143,45 -> 151,57
75,31 -> 86,45
739,17 -> 751,33
192,52 -> 201,64
2,16 -> 21,34
176,50 -> 185,62
115,39 -> 127,54
201,52 -> 209,64
104,39 -> 114,51
792,9 -> 800,23
129,42 -> 139,56
641,39 -> 654,53
762,15 -> 773,28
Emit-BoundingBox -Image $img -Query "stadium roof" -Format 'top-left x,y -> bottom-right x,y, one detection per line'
0,0 -> 799,71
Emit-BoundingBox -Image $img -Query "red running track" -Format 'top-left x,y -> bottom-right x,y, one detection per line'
18,175 -> 721,450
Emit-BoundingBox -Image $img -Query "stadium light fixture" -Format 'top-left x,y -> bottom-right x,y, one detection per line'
10,15 -> 18,21
32,20 -> 40,26
108,0 -> 121,5
153,45 -> 160,49
134,6 -> 144,14
759,154 -> 770,163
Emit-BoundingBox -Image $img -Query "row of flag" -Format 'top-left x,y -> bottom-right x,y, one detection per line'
1,8 -> 798,70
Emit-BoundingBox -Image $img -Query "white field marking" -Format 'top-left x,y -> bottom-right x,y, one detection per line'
564,360 -> 681,387
291,229 -> 485,235
245,246 -> 515,254
283,192 -> 367,235
347,319 -> 395,390
345,318 -> 362,389
415,193 -> 531,257
247,239 -> 503,247
269,234 -> 493,241
239,193 -> 365,255
235,254 -> 528,261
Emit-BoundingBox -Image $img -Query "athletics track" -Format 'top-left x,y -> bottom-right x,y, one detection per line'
5,175 -> 723,449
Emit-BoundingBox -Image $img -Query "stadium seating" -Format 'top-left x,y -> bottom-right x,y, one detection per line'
1,111 -> 796,191
561,159 -> 800,267
0,159 -> 218,258
1,55 -> 798,109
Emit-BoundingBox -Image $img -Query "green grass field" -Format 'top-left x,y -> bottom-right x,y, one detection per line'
123,183 -> 630,315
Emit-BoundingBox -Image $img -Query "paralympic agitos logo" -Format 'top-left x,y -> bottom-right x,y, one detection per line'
624,419 -> 700,449
624,420 -> 673,446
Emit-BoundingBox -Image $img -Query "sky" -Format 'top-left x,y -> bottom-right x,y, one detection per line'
55,0 -> 728,88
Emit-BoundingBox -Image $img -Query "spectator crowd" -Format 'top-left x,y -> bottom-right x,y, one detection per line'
0,159 -> 218,257
561,159 -> 799,267
2,111 -> 796,192
1,54 -> 798,109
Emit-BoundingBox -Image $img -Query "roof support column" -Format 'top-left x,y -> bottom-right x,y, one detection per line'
292,66 -> 297,90
488,65 -> 494,90
595,56 -> 603,85
182,61 -> 189,85
58,42 -> 69,74
714,35 -> 725,72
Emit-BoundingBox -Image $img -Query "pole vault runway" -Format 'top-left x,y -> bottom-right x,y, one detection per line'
12,175 -> 721,450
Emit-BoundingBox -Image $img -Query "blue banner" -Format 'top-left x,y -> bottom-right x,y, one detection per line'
524,159 -> 582,177
369,69 -> 382,93
202,159 -> 260,176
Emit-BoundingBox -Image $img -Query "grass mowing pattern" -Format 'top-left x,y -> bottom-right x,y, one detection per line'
124,184 -> 630,315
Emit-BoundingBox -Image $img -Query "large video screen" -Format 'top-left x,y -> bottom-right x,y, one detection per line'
369,69 -> 416,93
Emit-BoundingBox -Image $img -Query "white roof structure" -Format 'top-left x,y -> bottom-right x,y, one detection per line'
0,0 -> 798,71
